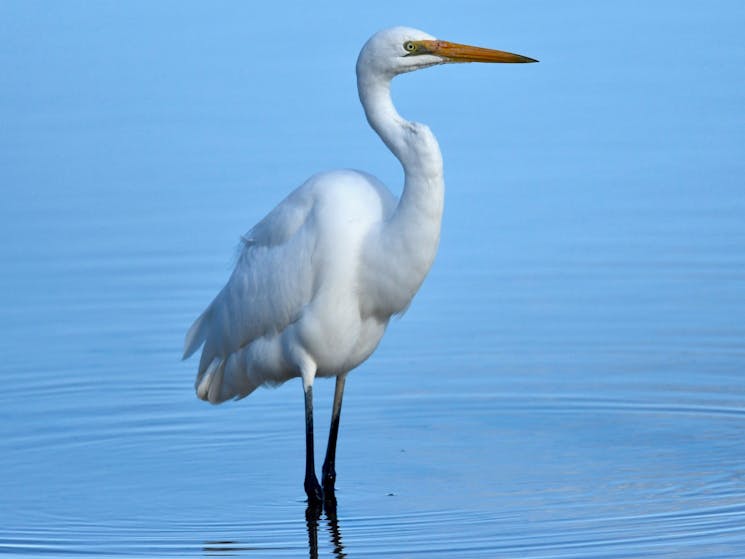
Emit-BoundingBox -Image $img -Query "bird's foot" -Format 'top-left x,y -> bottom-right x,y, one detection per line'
304,475 -> 324,507
321,466 -> 337,508
321,474 -> 335,491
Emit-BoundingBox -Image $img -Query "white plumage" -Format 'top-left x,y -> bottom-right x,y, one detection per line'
183,26 -> 536,505
184,169 -> 401,402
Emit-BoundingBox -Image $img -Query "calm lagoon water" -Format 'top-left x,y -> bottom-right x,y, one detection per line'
2,3 -> 745,557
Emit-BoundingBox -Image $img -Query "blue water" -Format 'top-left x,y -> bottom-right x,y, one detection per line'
2,2 -> 745,557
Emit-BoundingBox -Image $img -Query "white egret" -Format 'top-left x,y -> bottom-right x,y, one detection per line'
184,26 -> 536,505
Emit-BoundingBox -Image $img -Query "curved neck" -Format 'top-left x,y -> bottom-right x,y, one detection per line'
357,69 -> 445,209
357,74 -> 406,162
357,72 -> 443,181
356,67 -> 445,314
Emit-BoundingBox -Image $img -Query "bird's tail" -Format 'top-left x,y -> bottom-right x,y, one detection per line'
195,355 -> 259,404
196,358 -> 226,403
185,310 -> 258,404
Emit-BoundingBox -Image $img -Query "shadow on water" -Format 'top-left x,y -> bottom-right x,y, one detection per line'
202,502 -> 346,558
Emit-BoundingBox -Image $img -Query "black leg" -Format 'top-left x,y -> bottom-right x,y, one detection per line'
322,374 -> 346,496
304,384 -> 323,505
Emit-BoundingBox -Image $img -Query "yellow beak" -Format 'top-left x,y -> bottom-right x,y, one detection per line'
418,40 -> 538,64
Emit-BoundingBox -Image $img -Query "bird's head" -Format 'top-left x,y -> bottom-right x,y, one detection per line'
357,26 -> 537,79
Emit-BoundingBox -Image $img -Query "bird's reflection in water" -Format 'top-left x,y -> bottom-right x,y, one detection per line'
202,500 -> 345,558
306,498 -> 346,559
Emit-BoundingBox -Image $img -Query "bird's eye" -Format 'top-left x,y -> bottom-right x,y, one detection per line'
403,41 -> 417,53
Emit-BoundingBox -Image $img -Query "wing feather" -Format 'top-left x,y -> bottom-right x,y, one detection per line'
183,184 -> 319,374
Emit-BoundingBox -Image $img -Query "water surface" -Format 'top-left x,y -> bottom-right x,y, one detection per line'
2,2 -> 744,557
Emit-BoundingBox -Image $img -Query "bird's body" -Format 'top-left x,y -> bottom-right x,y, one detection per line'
184,167 -> 421,401
184,26 -> 536,507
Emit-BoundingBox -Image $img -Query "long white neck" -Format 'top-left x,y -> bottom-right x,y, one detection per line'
357,68 -> 445,315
